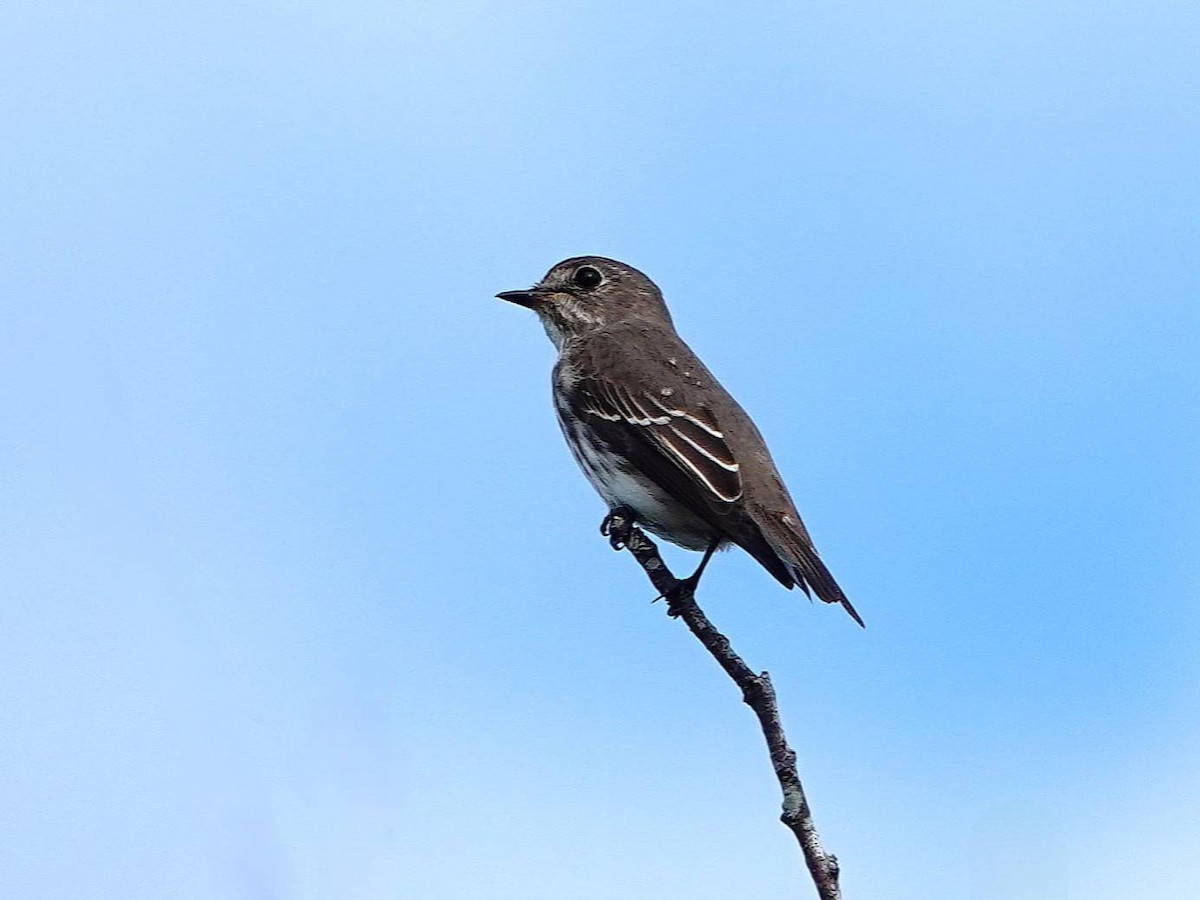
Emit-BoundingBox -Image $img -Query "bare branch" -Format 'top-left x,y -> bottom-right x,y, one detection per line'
603,508 -> 843,900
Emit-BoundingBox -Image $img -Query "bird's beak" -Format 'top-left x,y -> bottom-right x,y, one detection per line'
495,288 -> 543,309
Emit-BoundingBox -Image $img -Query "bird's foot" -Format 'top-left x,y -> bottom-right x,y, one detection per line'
654,536 -> 716,615
600,506 -> 636,551
656,574 -> 699,618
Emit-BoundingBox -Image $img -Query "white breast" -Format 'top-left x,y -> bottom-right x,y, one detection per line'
554,392 -> 715,550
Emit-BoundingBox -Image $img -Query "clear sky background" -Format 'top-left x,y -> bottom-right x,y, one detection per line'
3,2 -> 1198,898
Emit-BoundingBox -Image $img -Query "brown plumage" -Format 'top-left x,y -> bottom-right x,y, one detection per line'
498,256 -> 863,627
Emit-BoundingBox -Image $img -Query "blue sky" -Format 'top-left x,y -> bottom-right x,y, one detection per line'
2,2 -> 1198,897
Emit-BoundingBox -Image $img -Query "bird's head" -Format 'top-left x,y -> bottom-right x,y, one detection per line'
497,256 -> 672,348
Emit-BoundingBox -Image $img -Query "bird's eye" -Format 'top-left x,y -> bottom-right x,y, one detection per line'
572,266 -> 603,290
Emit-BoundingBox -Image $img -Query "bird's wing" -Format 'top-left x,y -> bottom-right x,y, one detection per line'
574,376 -> 743,506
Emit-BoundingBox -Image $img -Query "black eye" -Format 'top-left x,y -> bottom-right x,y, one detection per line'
572,265 -> 603,290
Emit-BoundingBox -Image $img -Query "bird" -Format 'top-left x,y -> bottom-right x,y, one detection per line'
497,256 -> 863,626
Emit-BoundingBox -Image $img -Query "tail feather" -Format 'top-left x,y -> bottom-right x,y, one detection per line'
793,552 -> 865,628
735,528 -> 798,590
762,510 -> 865,627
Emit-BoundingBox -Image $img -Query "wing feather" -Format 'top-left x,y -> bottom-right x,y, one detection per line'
575,378 -> 742,504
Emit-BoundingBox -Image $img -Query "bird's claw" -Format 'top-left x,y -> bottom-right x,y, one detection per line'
655,576 -> 696,617
600,507 -> 635,551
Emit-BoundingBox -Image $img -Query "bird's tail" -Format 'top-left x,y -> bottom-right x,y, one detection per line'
765,510 -> 865,627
